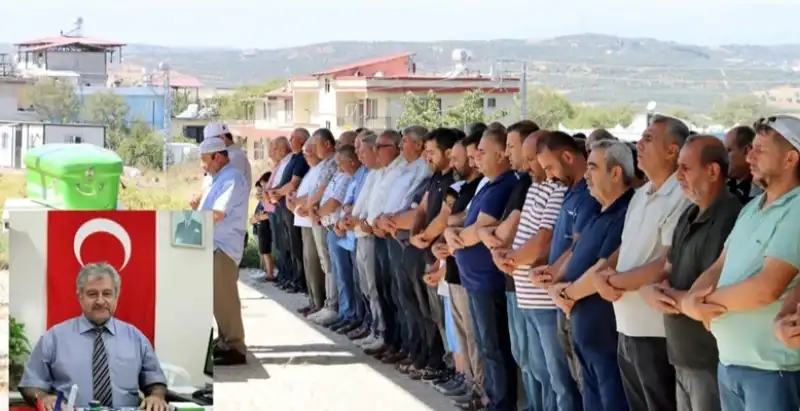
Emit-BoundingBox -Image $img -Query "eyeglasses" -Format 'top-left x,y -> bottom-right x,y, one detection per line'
375,143 -> 395,149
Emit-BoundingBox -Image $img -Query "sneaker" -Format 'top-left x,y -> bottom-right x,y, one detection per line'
355,335 -> 375,347
312,308 -> 338,325
363,337 -> 385,350
318,311 -> 341,326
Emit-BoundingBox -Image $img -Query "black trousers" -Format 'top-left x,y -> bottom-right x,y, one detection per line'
278,205 -> 305,289
374,237 -> 402,351
617,335 -> 676,411
270,211 -> 289,282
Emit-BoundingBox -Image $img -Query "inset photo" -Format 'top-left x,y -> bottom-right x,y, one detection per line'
7,210 -> 214,410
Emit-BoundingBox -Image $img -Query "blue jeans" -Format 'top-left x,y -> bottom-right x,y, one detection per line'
326,230 -> 356,322
349,248 -> 369,326
469,289 -> 517,411
524,309 -> 582,411
506,293 -> 544,411
718,363 -> 800,411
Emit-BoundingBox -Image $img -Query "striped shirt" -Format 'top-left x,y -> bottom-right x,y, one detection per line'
513,180 -> 568,309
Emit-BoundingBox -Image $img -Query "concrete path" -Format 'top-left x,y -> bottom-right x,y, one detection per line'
214,269 -> 459,411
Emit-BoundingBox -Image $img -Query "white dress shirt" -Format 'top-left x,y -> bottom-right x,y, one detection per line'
382,156 -> 432,215
366,156 -> 406,224
352,168 -> 382,237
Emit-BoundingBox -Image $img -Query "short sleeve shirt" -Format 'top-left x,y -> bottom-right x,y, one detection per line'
664,191 -> 741,369
513,180 -> 567,309
565,189 -> 634,352
548,179 -> 601,265
501,173 -> 533,291
320,172 -> 352,227
614,175 -> 690,338
277,153 -> 309,207
711,188 -> 800,371
454,171 -> 519,291
445,176 -> 483,285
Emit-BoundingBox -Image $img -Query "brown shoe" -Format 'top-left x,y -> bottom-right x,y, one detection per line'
364,344 -> 389,356
407,366 -> 424,380
381,351 -> 406,364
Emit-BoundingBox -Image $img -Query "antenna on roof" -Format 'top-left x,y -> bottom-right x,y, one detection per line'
63,17 -> 84,37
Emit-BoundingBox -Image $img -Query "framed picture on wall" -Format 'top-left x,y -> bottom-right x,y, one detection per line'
171,210 -> 205,248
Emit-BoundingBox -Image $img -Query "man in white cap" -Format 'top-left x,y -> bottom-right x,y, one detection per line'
204,122 -> 253,189
684,114 -> 800,410
193,137 -> 249,366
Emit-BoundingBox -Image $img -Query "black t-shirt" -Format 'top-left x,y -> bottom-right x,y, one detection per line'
501,173 -> 533,291
445,176 -> 483,285
278,153 -> 310,207
425,170 -> 456,226
664,191 -> 741,369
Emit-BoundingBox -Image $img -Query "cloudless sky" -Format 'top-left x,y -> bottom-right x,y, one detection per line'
1,0 -> 799,49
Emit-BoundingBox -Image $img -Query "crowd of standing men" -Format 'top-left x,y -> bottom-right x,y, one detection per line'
250,113 -> 800,411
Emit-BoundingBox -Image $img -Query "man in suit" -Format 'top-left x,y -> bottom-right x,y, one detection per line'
174,211 -> 203,246
20,263 -> 168,411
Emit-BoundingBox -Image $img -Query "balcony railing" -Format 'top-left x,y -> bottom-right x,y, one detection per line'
336,116 -> 393,130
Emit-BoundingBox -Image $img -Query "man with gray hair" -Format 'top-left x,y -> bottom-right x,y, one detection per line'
640,135 -> 741,411
592,115 -> 691,411
20,263 -> 168,411
548,139 -> 636,411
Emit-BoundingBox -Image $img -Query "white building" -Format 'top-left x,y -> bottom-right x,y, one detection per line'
0,122 -> 106,168
235,51 -> 520,160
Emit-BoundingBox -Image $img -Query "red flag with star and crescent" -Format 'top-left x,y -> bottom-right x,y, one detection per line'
46,211 -> 157,345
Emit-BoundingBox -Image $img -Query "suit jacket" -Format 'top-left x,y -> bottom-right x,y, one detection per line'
174,219 -> 203,245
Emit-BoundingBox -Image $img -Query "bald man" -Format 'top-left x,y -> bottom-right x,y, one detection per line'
639,135 -> 741,411
338,131 -> 358,148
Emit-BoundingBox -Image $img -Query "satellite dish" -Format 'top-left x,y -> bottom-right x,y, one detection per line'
75,17 -> 84,26
646,101 -> 657,111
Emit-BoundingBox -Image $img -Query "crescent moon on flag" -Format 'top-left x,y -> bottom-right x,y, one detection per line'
73,218 -> 133,271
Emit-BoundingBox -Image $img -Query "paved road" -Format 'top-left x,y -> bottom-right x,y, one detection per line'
215,269 -> 459,411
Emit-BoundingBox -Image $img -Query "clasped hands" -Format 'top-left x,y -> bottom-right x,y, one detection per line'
775,304 -> 800,349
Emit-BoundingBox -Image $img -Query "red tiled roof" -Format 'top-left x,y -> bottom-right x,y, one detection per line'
150,72 -> 205,88
311,52 -> 413,76
228,126 -> 288,140
15,36 -> 125,51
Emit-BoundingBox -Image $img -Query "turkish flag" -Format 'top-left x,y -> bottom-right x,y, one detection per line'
46,211 -> 157,345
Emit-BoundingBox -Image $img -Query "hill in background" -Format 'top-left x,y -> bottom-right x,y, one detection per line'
3,34 -> 800,112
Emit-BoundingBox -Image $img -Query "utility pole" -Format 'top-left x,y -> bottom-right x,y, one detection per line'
496,59 -> 529,121
158,61 -> 172,172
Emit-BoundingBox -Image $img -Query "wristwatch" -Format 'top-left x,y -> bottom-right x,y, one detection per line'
559,288 -> 572,301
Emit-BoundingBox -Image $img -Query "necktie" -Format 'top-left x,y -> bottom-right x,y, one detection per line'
92,327 -> 113,407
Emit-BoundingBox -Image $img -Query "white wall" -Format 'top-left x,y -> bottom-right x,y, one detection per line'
0,125 -> 13,167
43,124 -> 104,146
9,210 -> 214,387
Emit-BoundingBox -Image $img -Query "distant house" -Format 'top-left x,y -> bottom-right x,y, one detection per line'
79,86 -> 166,130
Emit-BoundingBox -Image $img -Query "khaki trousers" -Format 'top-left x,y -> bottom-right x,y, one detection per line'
302,227 -> 326,309
214,250 -> 246,354
449,283 -> 485,395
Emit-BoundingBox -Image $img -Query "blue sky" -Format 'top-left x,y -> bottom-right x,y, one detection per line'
1,0 -> 799,48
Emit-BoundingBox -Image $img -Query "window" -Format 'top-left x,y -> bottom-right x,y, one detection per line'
325,120 -> 331,129
71,136 -> 83,144
436,98 -> 442,113
254,139 -> 265,160
478,98 -> 485,108
365,98 -> 378,117
324,78 -> 331,93
487,98 -> 497,108
1,133 -> 7,149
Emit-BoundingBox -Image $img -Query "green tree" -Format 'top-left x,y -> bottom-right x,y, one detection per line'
82,91 -> 130,132
208,80 -> 285,120
519,87 -> 576,129
396,90 -> 445,129
116,120 -> 165,169
171,91 -> 191,117
566,105 -> 635,129
27,78 -> 80,123
443,90 -> 509,129
710,94 -> 769,127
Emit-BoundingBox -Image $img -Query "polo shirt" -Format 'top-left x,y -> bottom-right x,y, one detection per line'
664,191 -> 741,369
614,174 -> 690,338
548,178 -> 600,265
711,187 -> 800,371
564,188 -> 634,352
455,170 -> 518,291
293,163 -> 322,228
425,170 -> 456,226
199,163 -> 249,264
445,176 -> 483,285
727,175 -> 763,205
277,152 -> 310,207
501,172 -> 533,291
320,172 -> 351,227
513,180 -> 567,309
383,157 -> 431,215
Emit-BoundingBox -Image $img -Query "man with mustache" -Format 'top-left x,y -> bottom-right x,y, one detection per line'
20,264 -> 168,411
